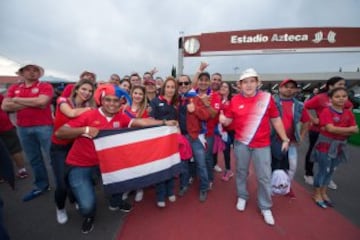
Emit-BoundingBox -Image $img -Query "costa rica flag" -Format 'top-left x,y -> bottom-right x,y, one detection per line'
94,125 -> 181,195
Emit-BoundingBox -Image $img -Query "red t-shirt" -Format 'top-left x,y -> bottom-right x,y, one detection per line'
6,80 -> 54,127
51,97 -> 75,145
0,94 -> 15,132
206,91 -> 221,136
305,92 -> 353,132
319,107 -> 356,141
61,84 -> 74,98
65,109 -> 132,167
123,105 -> 149,118
224,91 -> 279,148
280,99 -> 310,141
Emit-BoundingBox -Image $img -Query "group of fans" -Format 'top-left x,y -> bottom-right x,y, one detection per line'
0,62 -> 358,237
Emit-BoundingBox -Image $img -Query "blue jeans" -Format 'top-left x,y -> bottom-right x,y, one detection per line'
188,136 -> 209,192
17,125 -> 53,190
68,166 -> 123,217
156,178 -> 175,202
68,166 -> 98,218
313,152 -> 341,188
180,160 -> 190,189
50,143 -> 72,209
205,136 -> 215,182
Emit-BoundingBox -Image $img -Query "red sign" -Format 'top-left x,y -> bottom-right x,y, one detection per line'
182,27 -> 360,57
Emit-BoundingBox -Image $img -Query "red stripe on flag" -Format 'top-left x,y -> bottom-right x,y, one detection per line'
97,133 -> 179,173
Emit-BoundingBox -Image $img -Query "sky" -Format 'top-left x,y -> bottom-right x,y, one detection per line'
0,0 -> 359,81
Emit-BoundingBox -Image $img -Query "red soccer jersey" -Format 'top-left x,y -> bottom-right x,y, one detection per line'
305,92 -> 353,132
280,99 -> 310,141
0,94 -> 15,132
51,97 -> 75,145
61,84 -> 74,98
205,91 -> 221,136
65,109 -> 132,167
123,105 -> 149,118
6,81 -> 54,127
319,107 -> 356,141
224,91 -> 279,148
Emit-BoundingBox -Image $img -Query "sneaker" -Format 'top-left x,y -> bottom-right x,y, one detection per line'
208,182 -> 213,190
16,169 -> 29,179
214,165 -> 222,173
304,175 -> 314,185
81,217 -> 94,234
157,201 -> 166,208
188,177 -> 194,185
221,170 -> 234,181
134,189 -> 144,202
285,188 -> 296,199
56,208 -> 68,224
199,191 -> 207,202
22,188 -> 48,202
328,180 -> 338,190
236,198 -> 246,211
261,210 -> 275,225
122,191 -> 129,200
119,200 -> 133,213
178,186 -> 188,197
108,199 -> 132,212
168,195 -> 176,202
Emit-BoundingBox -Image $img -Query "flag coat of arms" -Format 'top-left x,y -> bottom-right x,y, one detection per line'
94,125 -> 181,195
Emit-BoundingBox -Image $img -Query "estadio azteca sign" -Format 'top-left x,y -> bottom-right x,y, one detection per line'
182,27 -> 360,56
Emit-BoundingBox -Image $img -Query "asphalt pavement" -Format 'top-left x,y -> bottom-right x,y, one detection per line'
1,140 -> 359,240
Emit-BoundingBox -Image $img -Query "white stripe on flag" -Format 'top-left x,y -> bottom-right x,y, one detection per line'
94,126 -> 177,151
101,152 -> 181,185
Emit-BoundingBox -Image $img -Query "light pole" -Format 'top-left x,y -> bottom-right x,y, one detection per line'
233,66 -> 239,80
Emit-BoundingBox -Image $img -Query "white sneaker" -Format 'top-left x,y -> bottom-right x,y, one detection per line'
304,175 -> 314,185
214,165 -> 222,173
236,198 -> 246,211
122,191 -> 129,200
157,201 -> 166,208
328,180 -> 338,190
56,208 -> 68,224
168,195 -> 176,202
135,189 -> 144,202
261,209 -> 275,226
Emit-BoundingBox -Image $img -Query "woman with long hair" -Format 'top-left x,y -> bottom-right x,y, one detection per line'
51,79 -> 95,224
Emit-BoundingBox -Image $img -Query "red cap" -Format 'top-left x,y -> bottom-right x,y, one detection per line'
280,78 -> 297,87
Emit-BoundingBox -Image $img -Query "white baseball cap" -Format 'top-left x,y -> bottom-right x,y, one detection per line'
239,68 -> 258,81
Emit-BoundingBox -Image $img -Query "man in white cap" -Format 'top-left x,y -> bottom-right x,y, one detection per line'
219,68 -> 289,226
1,64 -> 54,201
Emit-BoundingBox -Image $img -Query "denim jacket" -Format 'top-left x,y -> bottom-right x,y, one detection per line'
272,94 -> 304,143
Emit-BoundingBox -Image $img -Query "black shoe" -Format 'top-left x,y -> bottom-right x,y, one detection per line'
119,200 -> 133,213
81,217 -> 94,234
178,186 -> 188,197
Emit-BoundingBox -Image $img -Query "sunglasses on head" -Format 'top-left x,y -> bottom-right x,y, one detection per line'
178,82 -> 190,86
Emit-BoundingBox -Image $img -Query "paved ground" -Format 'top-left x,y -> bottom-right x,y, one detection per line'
1,141 -> 359,240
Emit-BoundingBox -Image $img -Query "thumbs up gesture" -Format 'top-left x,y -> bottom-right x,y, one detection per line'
187,98 -> 195,113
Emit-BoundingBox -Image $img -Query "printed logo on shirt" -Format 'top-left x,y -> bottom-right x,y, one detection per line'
113,121 -> 120,128
31,88 -> 39,94
333,116 -> 340,123
238,104 -> 244,109
15,90 -> 20,95
214,103 -> 220,109
159,103 -> 165,107
256,101 -> 266,110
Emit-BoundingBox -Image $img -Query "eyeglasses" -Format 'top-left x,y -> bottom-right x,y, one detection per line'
178,82 -> 190,86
